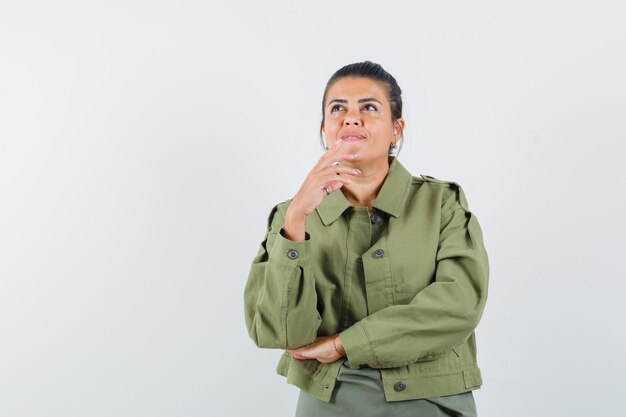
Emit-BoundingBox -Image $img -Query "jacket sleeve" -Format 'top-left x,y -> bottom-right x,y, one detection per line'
243,203 -> 322,349
339,184 -> 489,369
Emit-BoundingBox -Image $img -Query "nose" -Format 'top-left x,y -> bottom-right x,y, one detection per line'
343,107 -> 361,126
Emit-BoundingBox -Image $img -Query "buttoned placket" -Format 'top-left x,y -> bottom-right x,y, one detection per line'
338,207 -> 388,332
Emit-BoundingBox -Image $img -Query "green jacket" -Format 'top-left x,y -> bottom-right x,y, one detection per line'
244,158 -> 489,402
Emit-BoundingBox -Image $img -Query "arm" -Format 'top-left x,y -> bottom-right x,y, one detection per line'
244,140 -> 361,350
339,184 -> 490,368
243,203 -> 322,349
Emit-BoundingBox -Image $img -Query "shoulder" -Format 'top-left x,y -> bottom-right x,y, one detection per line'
412,174 -> 461,189
274,198 -> 294,216
262,198 -> 294,230
412,174 -> 469,212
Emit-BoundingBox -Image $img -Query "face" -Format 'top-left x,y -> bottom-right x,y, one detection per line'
322,77 -> 404,165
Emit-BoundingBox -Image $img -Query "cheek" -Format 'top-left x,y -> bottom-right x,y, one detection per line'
368,120 -> 394,137
323,122 -> 341,137
366,124 -> 388,138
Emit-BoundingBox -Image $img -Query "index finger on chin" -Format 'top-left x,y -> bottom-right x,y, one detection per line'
315,138 -> 342,164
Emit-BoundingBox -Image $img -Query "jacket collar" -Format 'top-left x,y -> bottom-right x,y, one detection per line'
315,158 -> 413,226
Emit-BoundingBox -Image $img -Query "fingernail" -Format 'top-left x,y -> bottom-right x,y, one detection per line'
354,169 -> 361,174
351,153 -> 358,158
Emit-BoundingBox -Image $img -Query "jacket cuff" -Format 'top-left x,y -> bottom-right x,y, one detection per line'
340,322 -> 378,368
268,227 -> 311,266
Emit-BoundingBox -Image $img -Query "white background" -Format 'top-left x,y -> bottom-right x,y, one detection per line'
1,1 -> 625,416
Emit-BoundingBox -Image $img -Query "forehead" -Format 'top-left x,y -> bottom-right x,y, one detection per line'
326,77 -> 389,102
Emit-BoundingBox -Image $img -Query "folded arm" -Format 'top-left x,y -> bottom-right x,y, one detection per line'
340,185 -> 490,368
244,204 -> 322,349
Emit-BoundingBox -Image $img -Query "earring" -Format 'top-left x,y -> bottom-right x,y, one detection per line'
322,134 -> 329,151
389,142 -> 398,156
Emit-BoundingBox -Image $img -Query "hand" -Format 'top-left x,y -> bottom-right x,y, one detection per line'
283,140 -> 361,241
286,335 -> 346,364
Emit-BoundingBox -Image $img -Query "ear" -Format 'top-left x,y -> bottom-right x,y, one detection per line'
393,118 -> 406,136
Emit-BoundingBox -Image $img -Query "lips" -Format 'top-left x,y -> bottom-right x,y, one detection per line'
340,131 -> 366,140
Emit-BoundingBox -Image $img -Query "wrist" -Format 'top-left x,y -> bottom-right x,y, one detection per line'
333,334 -> 346,357
285,207 -> 307,226
283,210 -> 307,242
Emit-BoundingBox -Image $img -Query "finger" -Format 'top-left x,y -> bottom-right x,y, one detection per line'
327,152 -> 359,167
289,348 -> 310,356
342,152 -> 360,161
287,347 -> 306,352
320,166 -> 362,177
321,157 -> 359,174
313,139 -> 345,169
321,174 -> 354,186
287,343 -> 313,353
323,180 -> 347,194
320,179 -> 350,196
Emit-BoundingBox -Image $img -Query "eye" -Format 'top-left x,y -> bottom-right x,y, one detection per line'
363,103 -> 377,111
330,104 -> 343,113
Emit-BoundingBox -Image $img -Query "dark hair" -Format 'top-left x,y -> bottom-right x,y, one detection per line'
319,61 -> 404,152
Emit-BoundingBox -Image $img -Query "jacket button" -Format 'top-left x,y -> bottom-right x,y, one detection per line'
370,214 -> 381,224
394,381 -> 406,392
286,249 -> 299,260
373,249 -> 384,258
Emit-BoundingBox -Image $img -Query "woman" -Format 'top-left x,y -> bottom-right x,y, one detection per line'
244,61 -> 489,417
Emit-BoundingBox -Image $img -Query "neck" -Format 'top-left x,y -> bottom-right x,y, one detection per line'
340,158 -> 392,210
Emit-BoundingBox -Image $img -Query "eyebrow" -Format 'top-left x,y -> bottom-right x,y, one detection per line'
327,97 -> 382,107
